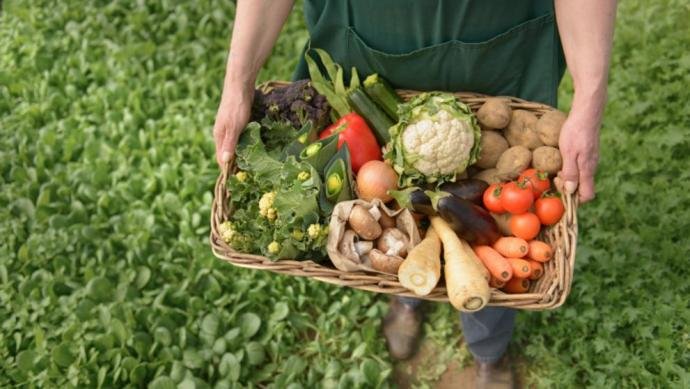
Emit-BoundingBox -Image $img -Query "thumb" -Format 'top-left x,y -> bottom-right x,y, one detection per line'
559,152 -> 579,195
221,128 -> 240,164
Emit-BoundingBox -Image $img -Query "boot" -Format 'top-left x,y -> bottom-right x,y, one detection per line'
382,298 -> 423,360
475,356 -> 515,389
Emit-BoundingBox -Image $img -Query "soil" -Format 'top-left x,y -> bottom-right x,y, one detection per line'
392,338 -> 528,388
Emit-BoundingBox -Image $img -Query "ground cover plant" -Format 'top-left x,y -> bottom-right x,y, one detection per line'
1,0 -> 688,387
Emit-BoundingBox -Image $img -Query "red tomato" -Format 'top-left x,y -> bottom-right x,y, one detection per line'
483,183 -> 505,213
519,168 -> 551,199
535,196 -> 565,225
500,181 -> 534,214
509,213 -> 541,240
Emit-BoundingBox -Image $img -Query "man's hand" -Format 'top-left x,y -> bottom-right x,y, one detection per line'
558,109 -> 601,202
555,0 -> 616,202
213,81 -> 253,166
212,0 -> 295,166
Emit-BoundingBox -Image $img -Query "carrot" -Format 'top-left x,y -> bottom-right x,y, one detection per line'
528,260 -> 544,280
492,237 -> 529,258
527,240 -> 553,262
431,217 -> 490,312
489,276 -> 506,289
502,277 -> 530,293
473,245 -> 513,282
507,257 -> 532,278
398,227 -> 441,296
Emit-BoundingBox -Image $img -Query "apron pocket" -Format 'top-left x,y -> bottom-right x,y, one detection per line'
345,13 -> 559,103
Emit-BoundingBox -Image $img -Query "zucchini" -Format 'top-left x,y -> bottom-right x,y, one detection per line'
347,87 -> 394,145
363,73 -> 403,121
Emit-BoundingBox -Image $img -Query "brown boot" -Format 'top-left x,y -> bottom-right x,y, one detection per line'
475,356 -> 515,389
382,298 -> 422,360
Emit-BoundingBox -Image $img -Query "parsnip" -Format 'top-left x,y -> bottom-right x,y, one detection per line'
431,217 -> 491,312
398,228 -> 442,296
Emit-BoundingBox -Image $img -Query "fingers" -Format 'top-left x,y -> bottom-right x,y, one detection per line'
213,123 -> 225,166
559,149 -> 580,196
220,127 -> 240,165
577,154 -> 598,202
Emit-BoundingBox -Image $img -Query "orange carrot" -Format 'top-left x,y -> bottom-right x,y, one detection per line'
502,277 -> 530,294
489,276 -> 506,289
528,260 -> 544,280
527,240 -> 553,262
492,237 -> 529,258
507,258 -> 532,278
473,245 -> 513,282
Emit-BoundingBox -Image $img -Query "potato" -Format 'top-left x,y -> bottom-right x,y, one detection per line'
476,130 -> 509,169
537,110 -> 567,146
532,146 -> 563,174
496,145 -> 532,179
472,168 -> 502,184
476,98 -> 512,129
505,110 -> 543,150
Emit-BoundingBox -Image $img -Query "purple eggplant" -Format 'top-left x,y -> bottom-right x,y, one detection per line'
439,179 -> 489,206
389,187 -> 435,216
427,190 -> 500,245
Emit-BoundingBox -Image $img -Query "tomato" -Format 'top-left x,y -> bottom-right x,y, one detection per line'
482,183 -> 505,213
519,168 -> 551,199
509,213 -> 541,240
500,181 -> 534,214
535,196 -> 565,225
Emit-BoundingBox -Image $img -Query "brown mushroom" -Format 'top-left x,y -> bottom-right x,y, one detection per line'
376,228 -> 410,258
338,230 -> 361,263
378,212 -> 397,229
348,205 -> 382,240
369,249 -> 405,274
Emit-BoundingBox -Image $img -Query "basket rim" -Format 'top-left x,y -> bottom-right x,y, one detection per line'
210,81 -> 579,311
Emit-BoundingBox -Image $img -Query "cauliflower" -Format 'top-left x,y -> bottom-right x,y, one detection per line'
258,191 -> 277,221
218,221 -> 237,243
267,241 -> 281,255
386,93 -> 481,186
235,171 -> 248,182
307,223 -> 328,240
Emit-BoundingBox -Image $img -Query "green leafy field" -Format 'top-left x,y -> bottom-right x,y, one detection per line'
1,1 -> 688,387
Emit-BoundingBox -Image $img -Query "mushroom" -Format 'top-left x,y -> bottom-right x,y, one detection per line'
378,212 -> 397,229
348,205 -> 382,240
338,230 -> 375,264
338,230 -> 361,263
369,249 -> 405,274
376,228 -> 410,257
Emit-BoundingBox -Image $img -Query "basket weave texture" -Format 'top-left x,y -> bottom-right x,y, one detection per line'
210,81 -> 578,310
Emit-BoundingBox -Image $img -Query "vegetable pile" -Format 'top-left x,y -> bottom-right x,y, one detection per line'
223,50 -> 570,309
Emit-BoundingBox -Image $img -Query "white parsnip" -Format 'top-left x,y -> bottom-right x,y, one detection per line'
431,217 -> 491,312
398,228 -> 442,296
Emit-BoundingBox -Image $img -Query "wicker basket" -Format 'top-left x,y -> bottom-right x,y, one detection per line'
210,81 -> 578,310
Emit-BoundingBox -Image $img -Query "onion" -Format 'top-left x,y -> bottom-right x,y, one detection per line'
356,160 -> 398,202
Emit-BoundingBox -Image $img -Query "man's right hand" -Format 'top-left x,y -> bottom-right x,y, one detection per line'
213,81 -> 254,166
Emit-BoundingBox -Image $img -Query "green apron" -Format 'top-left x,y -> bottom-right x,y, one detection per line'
293,0 -> 566,106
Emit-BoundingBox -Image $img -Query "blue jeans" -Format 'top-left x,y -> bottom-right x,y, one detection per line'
397,297 -> 516,363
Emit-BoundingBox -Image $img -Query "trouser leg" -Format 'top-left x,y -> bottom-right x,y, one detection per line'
396,296 -> 423,309
460,307 -> 516,363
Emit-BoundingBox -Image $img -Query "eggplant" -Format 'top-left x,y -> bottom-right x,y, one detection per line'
426,190 -> 500,245
389,187 -> 435,216
439,179 -> 489,205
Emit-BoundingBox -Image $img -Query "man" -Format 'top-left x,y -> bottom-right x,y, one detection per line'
213,1 -> 616,386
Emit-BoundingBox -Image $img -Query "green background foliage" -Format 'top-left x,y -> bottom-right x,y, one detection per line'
1,0 -> 688,387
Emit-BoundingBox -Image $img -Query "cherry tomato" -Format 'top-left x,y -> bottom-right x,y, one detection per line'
500,181 -> 534,214
535,196 -> 565,225
483,183 -> 505,213
509,213 -> 541,240
519,168 -> 551,199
